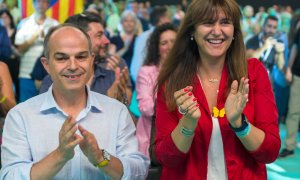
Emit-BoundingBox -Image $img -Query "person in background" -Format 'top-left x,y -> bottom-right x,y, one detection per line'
0,23 -> 11,61
130,6 -> 171,84
136,23 -> 177,157
110,10 -> 139,69
15,0 -> 58,102
0,61 -> 16,167
0,24 -> 149,179
241,5 -> 259,43
278,14 -> 300,158
0,9 -> 20,101
154,0 -> 280,179
246,15 -> 289,124
129,6 -> 171,118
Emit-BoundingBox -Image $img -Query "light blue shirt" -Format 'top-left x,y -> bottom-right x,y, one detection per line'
0,86 -> 149,180
130,28 -> 154,83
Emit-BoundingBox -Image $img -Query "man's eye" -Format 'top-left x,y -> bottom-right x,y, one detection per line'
56,57 -> 68,61
76,55 -> 88,61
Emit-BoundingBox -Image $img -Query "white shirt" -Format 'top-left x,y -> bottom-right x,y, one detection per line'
15,14 -> 59,78
207,116 -> 228,180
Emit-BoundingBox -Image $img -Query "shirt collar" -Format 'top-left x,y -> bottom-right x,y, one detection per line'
40,85 -> 102,114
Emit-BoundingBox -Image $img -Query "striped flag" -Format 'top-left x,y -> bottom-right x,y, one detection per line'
18,0 -> 84,23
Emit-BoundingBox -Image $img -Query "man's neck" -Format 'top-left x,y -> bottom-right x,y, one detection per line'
34,13 -> 47,25
52,87 -> 88,118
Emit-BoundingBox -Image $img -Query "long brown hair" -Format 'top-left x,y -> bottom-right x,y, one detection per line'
156,0 -> 247,110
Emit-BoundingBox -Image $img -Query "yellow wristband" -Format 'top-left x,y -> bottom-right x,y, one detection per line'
0,96 -> 6,104
97,159 -> 109,168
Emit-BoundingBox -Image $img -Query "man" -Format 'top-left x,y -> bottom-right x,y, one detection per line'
39,12 -> 132,105
15,0 -> 58,102
0,24 -> 149,179
246,15 -> 289,124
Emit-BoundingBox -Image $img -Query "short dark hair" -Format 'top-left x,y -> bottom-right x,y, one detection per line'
150,6 -> 168,26
263,15 -> 279,26
43,24 -> 93,59
64,11 -> 103,32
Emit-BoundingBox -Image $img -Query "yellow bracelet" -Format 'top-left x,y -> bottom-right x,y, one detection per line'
0,96 -> 6,104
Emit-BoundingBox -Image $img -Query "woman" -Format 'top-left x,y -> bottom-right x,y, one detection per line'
110,10 -> 139,68
0,9 -> 20,101
136,23 -> 177,157
154,0 -> 280,179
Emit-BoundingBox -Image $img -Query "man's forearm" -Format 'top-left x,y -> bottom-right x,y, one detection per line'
30,149 -> 69,180
98,156 -> 124,180
275,52 -> 285,70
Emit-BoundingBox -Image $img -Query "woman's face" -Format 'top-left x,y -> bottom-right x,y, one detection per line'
0,12 -> 11,27
159,30 -> 176,62
122,16 -> 136,34
194,10 -> 234,60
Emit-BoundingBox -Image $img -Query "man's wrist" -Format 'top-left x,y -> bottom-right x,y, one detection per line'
0,95 -> 6,104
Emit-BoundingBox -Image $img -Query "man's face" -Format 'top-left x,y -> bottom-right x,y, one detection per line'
42,27 -> 94,93
157,13 -> 171,26
34,0 -> 49,15
86,22 -> 110,58
263,19 -> 278,38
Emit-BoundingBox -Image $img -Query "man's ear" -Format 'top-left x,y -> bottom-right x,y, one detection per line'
41,57 -> 50,74
91,53 -> 95,65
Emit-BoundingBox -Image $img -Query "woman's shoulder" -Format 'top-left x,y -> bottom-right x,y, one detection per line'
139,65 -> 159,73
247,58 -> 264,70
246,58 -> 268,78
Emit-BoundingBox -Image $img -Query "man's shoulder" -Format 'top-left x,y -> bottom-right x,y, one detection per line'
12,93 -> 46,112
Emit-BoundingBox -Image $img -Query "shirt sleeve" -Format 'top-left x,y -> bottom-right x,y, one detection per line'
0,26 -> 12,60
130,33 -> 148,83
247,59 -> 281,163
154,87 -> 188,168
0,108 -> 34,179
136,67 -> 156,117
116,105 -> 150,179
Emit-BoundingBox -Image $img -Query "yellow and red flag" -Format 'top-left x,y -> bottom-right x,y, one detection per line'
18,0 -> 84,23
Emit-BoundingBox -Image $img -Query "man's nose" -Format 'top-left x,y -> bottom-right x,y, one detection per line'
68,58 -> 79,70
101,35 -> 110,45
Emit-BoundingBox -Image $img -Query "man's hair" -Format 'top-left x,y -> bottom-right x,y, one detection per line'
263,15 -> 279,26
43,23 -> 93,59
64,11 -> 103,32
150,6 -> 168,26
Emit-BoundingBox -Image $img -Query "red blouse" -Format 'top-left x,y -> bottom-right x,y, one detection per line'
155,58 -> 280,180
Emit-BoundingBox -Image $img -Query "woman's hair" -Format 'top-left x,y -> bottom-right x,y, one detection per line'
143,23 -> 177,66
156,0 -> 247,110
288,14 -> 300,49
120,10 -> 139,34
0,9 -> 15,29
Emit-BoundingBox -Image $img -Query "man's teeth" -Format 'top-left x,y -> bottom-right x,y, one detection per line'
66,75 -> 80,78
208,39 -> 223,44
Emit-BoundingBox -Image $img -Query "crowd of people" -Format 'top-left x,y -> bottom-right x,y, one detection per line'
0,0 -> 299,179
